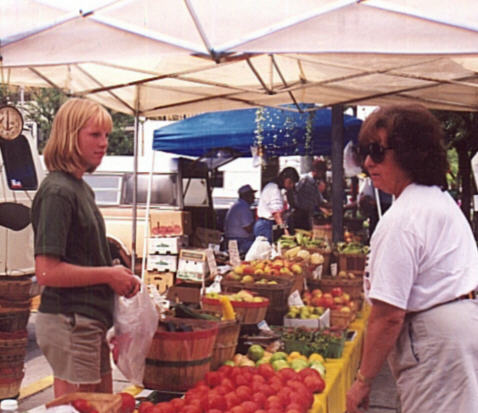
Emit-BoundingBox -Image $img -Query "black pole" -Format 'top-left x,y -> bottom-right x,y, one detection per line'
331,105 -> 344,244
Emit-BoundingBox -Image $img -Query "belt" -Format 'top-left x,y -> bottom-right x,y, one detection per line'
408,290 -> 476,316
458,290 -> 476,300
258,217 -> 274,222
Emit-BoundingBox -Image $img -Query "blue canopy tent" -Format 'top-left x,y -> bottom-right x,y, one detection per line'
153,105 -> 362,158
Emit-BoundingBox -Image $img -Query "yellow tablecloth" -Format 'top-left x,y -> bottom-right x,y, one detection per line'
311,305 -> 370,413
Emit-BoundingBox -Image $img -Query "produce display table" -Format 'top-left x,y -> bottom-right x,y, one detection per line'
310,304 -> 370,413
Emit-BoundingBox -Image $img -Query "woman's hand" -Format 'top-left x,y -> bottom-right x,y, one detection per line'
346,380 -> 371,413
108,265 -> 141,297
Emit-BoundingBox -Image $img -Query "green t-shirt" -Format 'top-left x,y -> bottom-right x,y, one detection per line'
31,171 -> 114,327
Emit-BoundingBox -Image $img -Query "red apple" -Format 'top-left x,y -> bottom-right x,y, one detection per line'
331,287 -> 343,297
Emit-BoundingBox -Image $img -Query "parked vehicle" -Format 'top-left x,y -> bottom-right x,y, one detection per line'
0,120 -> 44,277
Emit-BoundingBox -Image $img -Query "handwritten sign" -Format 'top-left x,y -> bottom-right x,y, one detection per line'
206,248 -> 218,277
228,240 -> 241,267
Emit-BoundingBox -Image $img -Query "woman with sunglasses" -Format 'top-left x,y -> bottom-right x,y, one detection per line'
346,104 -> 478,413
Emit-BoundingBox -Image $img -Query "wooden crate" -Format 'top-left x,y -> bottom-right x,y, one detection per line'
46,392 -> 122,413
144,271 -> 175,294
330,309 -> 353,329
338,253 -> 366,276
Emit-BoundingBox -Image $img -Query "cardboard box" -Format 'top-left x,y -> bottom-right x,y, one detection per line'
167,284 -> 202,304
146,254 -> 178,272
144,271 -> 175,294
192,227 -> 223,248
100,207 -> 192,257
176,248 -> 209,282
149,210 -> 192,236
148,236 -> 183,255
46,392 -> 122,413
283,308 -> 330,329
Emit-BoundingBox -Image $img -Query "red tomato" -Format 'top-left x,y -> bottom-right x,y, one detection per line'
235,385 -> 252,402
285,402 -> 305,413
252,392 -> 267,407
205,371 -> 222,388
170,398 -> 185,410
288,393 -> 309,411
278,368 -> 299,382
265,395 -> 281,410
221,377 -> 235,392
234,374 -> 249,387
217,364 -> 233,376
71,399 -> 91,413
303,375 -> 326,394
251,374 -> 266,385
180,405 -> 202,413
257,384 -> 275,397
119,392 -> 136,413
257,363 -> 275,380
241,400 -> 259,413
298,367 -> 321,380
277,387 -> 292,406
208,394 -> 227,411
137,401 -> 155,413
230,405 -> 246,413
156,401 -> 175,413
224,391 -> 241,409
266,407 -> 284,413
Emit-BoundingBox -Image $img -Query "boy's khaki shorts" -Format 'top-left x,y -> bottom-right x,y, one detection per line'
35,312 -> 111,384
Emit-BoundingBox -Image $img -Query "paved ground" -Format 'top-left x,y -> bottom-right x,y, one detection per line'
18,312 -> 400,412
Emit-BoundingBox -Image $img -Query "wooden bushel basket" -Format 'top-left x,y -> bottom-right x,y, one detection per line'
210,319 -> 240,370
143,318 -> 218,392
0,367 -> 24,399
201,296 -> 269,325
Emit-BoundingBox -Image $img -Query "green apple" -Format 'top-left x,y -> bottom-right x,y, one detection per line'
247,344 -> 265,362
270,351 -> 288,362
290,358 -> 308,372
271,359 -> 289,371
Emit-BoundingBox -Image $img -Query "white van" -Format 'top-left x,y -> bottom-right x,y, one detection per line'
0,122 -> 44,276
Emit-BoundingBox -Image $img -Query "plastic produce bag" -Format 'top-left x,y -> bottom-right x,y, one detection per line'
107,279 -> 159,386
343,141 -> 362,177
245,236 -> 272,261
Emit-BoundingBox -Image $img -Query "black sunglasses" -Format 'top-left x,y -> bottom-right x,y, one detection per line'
358,142 -> 393,164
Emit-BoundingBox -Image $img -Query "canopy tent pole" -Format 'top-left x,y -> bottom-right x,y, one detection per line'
131,107 -> 140,274
331,104 -> 344,243
141,150 -> 156,281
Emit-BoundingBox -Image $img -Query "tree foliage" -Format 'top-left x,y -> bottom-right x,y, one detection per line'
0,85 -> 134,155
433,110 -> 478,221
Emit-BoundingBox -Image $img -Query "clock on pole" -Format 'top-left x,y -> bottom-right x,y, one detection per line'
0,105 -> 24,140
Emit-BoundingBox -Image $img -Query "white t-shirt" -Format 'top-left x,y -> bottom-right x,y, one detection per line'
364,183 -> 478,312
257,181 -> 284,220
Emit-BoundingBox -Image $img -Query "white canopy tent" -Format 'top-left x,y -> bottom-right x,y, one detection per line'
2,0 -> 478,258
1,0 -> 478,116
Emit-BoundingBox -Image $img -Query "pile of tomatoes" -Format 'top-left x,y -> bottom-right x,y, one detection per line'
137,363 -> 325,413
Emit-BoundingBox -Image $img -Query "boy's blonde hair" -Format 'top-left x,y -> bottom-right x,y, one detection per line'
43,98 -> 112,174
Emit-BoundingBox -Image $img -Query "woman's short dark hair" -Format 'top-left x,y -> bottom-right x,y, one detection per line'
359,104 -> 448,189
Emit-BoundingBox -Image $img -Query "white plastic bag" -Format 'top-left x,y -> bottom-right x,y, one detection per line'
245,236 -> 272,261
107,279 -> 159,386
343,141 -> 362,177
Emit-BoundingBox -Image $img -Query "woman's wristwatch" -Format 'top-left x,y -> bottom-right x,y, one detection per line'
356,370 -> 373,385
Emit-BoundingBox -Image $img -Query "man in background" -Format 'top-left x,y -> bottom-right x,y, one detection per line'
291,159 -> 329,230
224,184 -> 257,255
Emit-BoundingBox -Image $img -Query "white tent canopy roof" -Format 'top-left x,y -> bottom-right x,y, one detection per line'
1,0 -> 478,116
